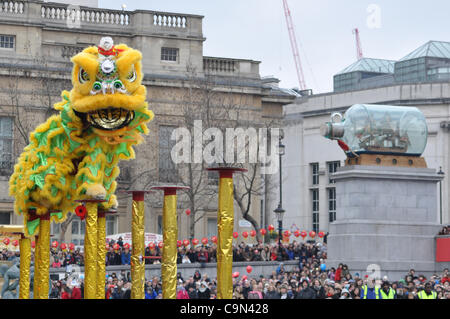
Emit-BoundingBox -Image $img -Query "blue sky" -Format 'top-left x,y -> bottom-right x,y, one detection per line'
100,0 -> 450,93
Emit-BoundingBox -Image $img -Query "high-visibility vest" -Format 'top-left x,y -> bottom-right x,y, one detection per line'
418,290 -> 436,299
380,288 -> 395,299
362,285 -> 380,299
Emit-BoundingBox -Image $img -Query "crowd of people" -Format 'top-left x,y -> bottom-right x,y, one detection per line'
2,237 -> 449,299
46,261 -> 450,299
438,225 -> 450,236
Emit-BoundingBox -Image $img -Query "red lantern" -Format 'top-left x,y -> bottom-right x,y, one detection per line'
232,271 -> 240,278
242,275 -> 248,281
60,243 -> 67,251
242,231 -> 248,239
309,231 -> 316,239
318,231 -> 325,238
158,242 -> 164,249
201,237 -> 208,245
246,265 -> 253,274
268,225 -> 275,232
233,232 -> 239,239
148,242 -> 156,250
300,231 -> 307,240
2,238 -> 10,246
283,230 -> 291,238
250,230 -> 256,237
294,230 -> 300,238
211,236 -> 218,244
183,239 -> 190,247
51,241 -> 58,248
185,209 -> 191,216
31,241 -> 36,249
260,228 -> 267,236
105,243 -> 110,250
69,243 -> 75,251
75,205 -> 86,220
124,243 -> 130,250
192,238 -> 199,246
113,243 -> 120,251
177,240 -> 182,248
12,240 -> 19,247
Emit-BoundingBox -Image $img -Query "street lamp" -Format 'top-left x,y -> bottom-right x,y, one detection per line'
438,167 -> 445,224
274,131 -> 285,261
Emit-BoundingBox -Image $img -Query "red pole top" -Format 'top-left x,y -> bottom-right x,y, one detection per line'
150,185 -> 190,196
206,167 -> 248,179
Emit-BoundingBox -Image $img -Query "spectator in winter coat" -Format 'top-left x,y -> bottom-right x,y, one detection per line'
335,264 -> 343,283
177,285 -> 190,299
197,282 -> 211,299
121,247 -> 131,265
264,285 -> 281,299
145,287 -> 158,299
296,279 -> 316,299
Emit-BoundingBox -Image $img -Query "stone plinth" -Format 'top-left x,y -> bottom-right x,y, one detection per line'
327,165 -> 443,280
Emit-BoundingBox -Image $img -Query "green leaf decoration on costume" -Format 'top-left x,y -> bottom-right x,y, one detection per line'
115,143 -> 130,157
89,136 -> 100,148
53,134 -> 65,151
51,185 -> 59,197
106,153 -> 114,164
27,219 -> 40,236
50,211 -> 63,220
71,180 -> 77,190
59,176 -> 66,186
87,162 -> 101,177
89,148 -> 102,162
30,173 -> 45,190
37,152 -> 48,167
104,166 -> 113,177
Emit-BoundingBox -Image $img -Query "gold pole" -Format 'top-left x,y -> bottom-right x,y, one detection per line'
33,234 -> 40,299
19,235 -> 31,299
162,190 -> 177,299
150,186 -> 188,299
207,168 -> 246,299
83,201 -> 99,299
96,211 -> 106,299
131,192 -> 146,299
36,215 -> 50,299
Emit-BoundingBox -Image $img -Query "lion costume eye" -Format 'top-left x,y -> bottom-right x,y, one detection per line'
78,68 -> 90,83
127,65 -> 136,82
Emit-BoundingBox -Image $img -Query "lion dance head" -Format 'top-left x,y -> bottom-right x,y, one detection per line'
9,38 -> 153,236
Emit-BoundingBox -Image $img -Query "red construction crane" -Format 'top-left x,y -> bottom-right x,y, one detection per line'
353,28 -> 363,60
282,0 -> 307,90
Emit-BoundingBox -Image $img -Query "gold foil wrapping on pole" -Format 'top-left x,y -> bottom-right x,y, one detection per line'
19,237 -> 31,299
84,202 -> 98,299
36,218 -> 50,299
96,214 -> 106,299
131,200 -> 145,299
162,194 -> 177,299
217,177 -> 234,299
33,235 -> 40,299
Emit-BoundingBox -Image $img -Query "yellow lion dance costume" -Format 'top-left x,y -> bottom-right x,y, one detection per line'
9,37 -> 153,236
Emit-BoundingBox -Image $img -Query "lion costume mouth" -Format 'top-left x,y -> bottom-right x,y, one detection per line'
86,107 -> 135,130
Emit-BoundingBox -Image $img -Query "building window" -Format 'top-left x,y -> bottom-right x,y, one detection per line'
0,35 -> 14,49
161,47 -> 178,62
208,170 -> 219,186
207,217 -> 217,238
0,117 -> 13,174
71,220 -> 85,246
312,189 -> 319,232
311,163 -> 319,185
328,188 -> 336,222
51,223 -> 60,236
106,215 -> 117,236
0,212 -> 10,224
157,215 -> 163,235
159,125 -> 178,183
327,161 -> 340,184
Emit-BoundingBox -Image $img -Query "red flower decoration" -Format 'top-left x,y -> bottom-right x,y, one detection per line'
75,205 -> 86,220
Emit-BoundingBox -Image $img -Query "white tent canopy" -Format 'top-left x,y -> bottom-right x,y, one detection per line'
106,232 -> 163,246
